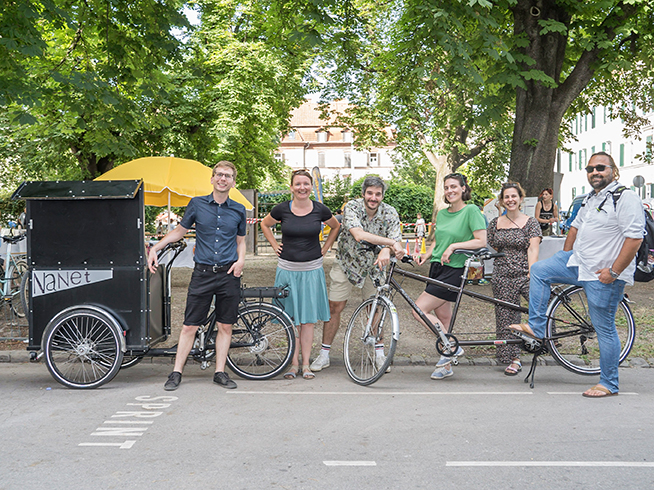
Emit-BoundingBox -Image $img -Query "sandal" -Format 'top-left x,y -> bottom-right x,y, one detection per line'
504,359 -> 522,376
508,323 -> 539,339
284,365 -> 299,379
302,366 -> 315,379
582,384 -> 618,398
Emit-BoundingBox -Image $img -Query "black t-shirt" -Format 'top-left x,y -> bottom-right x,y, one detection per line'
270,201 -> 333,262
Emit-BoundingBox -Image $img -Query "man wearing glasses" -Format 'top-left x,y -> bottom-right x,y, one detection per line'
510,152 -> 644,398
148,161 -> 247,390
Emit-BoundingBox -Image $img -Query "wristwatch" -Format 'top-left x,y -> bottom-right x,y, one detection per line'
609,267 -> 620,279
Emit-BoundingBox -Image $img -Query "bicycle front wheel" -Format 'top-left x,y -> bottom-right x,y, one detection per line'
546,286 -> 635,376
343,297 -> 398,386
226,303 -> 295,380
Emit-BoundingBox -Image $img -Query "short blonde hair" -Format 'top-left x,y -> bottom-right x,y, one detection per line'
212,161 -> 237,180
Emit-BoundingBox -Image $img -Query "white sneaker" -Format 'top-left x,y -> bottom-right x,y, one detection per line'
310,354 -> 330,372
431,365 -> 453,380
375,354 -> 391,373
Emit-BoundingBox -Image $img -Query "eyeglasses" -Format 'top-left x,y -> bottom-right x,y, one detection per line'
213,172 -> 234,179
585,164 -> 610,173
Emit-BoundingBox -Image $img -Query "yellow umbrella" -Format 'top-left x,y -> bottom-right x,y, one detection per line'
94,156 -> 253,209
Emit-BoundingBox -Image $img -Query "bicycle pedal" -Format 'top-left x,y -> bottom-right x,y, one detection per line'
451,356 -> 459,366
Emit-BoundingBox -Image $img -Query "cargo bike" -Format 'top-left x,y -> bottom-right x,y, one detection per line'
13,180 -> 295,389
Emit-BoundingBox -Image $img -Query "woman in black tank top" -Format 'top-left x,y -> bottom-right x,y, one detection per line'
535,188 -> 559,236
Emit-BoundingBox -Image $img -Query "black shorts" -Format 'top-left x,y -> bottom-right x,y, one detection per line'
184,264 -> 241,326
424,262 -> 464,302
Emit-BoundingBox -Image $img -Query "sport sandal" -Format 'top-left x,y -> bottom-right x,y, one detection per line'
504,359 -> 522,376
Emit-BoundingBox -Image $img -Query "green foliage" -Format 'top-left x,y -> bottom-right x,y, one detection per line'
322,174 -> 352,212
0,197 -> 25,227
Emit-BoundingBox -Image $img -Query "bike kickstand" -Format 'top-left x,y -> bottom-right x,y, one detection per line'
524,353 -> 539,389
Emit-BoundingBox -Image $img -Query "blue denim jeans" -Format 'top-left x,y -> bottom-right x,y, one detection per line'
529,250 -> 625,393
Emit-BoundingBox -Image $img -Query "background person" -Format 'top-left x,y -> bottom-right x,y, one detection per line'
510,152 -> 644,397
148,161 -> 246,391
487,182 -> 541,376
535,188 -> 559,236
260,170 -> 340,379
413,173 -> 486,380
310,176 -> 404,373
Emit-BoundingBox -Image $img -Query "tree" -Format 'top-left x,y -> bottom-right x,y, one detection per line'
0,0 -> 189,182
304,0 -> 513,224
504,0 -> 654,194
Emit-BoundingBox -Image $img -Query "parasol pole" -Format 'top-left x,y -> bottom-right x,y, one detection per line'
168,192 -> 172,232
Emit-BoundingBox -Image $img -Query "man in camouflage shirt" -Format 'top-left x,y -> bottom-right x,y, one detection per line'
311,176 -> 405,372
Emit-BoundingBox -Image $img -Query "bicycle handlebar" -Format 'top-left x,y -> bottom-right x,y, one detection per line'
2,233 -> 26,244
156,239 -> 187,260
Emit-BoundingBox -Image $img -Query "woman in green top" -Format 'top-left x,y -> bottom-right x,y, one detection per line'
414,173 -> 487,380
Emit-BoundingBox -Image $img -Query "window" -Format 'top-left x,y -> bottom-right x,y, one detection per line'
578,150 -> 583,170
318,152 -> 325,167
591,107 -> 596,129
572,187 -> 577,199
287,130 -> 296,140
569,153 -> 573,172
316,131 -> 328,143
584,114 -> 588,131
591,146 -> 595,155
603,106 -> 607,124
581,185 -> 585,194
646,135 -> 653,162
650,183 -> 654,198
368,153 -> 379,166
620,144 -> 625,167
274,153 -> 285,162
344,152 -> 352,168
342,131 -> 353,143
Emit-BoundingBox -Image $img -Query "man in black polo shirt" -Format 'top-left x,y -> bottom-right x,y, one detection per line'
148,161 -> 246,390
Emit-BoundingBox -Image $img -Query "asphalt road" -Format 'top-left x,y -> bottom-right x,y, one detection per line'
2,362 -> 654,490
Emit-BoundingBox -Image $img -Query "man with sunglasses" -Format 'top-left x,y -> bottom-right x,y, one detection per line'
510,152 -> 644,398
148,161 -> 247,391
310,176 -> 405,372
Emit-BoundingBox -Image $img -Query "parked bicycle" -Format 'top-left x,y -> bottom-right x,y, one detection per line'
343,242 -> 635,387
1,233 -> 28,319
41,240 -> 296,388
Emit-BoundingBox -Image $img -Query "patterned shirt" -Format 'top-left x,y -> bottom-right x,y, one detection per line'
335,198 -> 402,287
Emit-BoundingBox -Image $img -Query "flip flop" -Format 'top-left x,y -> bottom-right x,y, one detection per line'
582,384 -> 618,398
508,323 -> 539,339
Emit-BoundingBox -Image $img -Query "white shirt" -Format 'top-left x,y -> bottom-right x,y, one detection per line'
568,181 -> 644,285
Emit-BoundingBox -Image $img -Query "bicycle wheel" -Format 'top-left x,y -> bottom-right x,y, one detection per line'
343,297 -> 398,386
545,286 -> 635,376
226,303 -> 295,380
7,261 -> 27,318
19,271 -> 29,318
43,307 -> 124,389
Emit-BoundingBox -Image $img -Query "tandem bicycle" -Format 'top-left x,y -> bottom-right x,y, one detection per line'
343,242 -> 635,387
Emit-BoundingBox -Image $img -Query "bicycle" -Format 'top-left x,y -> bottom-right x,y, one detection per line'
1,233 -> 28,319
40,240 -> 297,388
343,242 -> 635,387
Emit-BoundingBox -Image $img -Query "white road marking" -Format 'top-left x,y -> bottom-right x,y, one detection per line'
324,461 -> 377,466
228,391 -> 534,396
447,461 -> 654,467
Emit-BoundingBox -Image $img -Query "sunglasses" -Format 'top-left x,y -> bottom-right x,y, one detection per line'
444,172 -> 468,183
585,164 -> 610,173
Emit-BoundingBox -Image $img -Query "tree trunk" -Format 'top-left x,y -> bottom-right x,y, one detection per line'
508,0 -> 636,197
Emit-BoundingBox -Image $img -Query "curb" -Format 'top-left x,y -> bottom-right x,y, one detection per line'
2,350 -> 652,368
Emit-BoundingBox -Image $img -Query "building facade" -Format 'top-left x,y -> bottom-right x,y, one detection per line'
276,100 -> 397,181
558,106 -> 654,210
